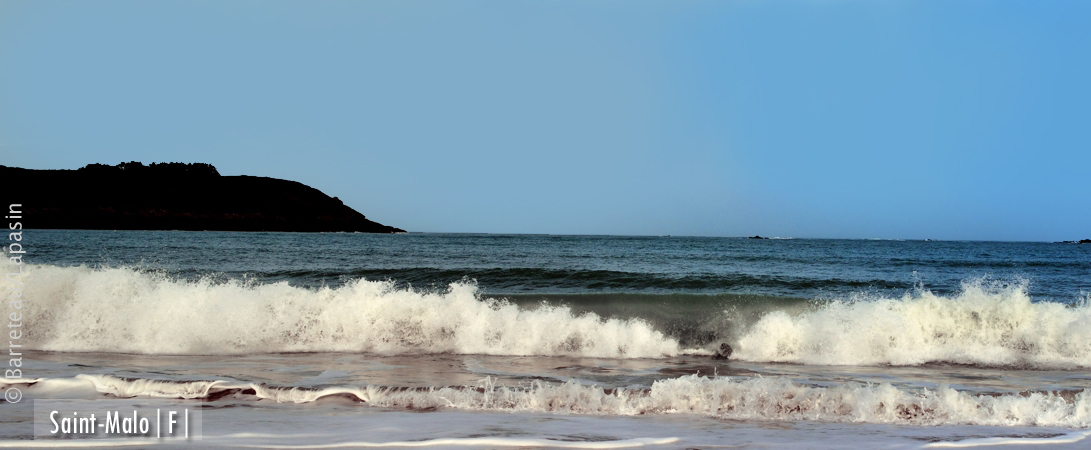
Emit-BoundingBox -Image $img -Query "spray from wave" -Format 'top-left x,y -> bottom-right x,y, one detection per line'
20,263 -> 679,357
732,279 -> 1091,368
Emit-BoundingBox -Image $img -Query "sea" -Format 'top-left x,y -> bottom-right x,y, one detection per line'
2,230 -> 1090,449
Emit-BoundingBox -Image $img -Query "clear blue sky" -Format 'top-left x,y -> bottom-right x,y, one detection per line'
1,1 -> 1088,240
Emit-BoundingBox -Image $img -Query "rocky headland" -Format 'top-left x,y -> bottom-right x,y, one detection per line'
1,162 -> 404,233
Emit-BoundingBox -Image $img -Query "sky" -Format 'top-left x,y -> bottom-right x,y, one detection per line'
1,0 -> 1088,240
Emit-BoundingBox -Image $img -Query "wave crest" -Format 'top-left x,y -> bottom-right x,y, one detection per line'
21,264 -> 679,357
733,279 -> 1091,368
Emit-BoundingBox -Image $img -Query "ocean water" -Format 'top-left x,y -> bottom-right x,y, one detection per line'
3,230 -> 1091,448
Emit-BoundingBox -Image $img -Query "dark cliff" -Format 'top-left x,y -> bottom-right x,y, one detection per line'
1,162 -> 405,233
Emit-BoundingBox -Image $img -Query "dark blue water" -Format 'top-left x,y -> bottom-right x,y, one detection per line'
30,230 -> 1091,302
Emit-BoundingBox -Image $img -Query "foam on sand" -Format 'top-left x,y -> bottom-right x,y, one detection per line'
26,374 -> 1091,428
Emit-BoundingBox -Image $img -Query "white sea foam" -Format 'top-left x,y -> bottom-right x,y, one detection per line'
74,374 -> 236,399
923,430 -> 1091,448
19,263 -> 679,357
243,437 -> 681,448
34,374 -> 1091,428
0,435 -> 679,449
733,279 -> 1091,368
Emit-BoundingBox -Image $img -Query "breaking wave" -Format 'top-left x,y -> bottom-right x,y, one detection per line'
733,279 -> 1091,368
19,263 -> 679,357
14,261 -> 1091,367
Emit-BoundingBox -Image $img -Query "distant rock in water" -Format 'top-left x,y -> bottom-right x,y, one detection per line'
712,343 -> 733,360
1081,239 -> 1091,244
1,162 -> 404,233
748,235 -> 769,240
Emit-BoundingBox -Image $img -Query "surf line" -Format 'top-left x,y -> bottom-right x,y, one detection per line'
5,203 -> 25,404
